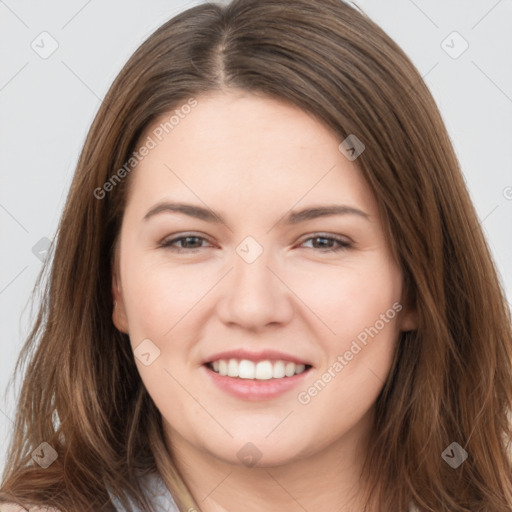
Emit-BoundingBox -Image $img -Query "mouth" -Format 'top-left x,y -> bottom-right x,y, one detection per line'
204,358 -> 313,380
202,359 -> 313,400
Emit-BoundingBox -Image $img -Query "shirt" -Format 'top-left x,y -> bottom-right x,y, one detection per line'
108,471 -> 179,511
110,472 -> 420,512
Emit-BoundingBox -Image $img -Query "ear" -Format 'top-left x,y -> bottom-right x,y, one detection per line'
398,305 -> 418,332
112,266 -> 129,334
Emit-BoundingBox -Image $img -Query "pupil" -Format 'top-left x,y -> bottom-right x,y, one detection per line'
185,236 -> 199,247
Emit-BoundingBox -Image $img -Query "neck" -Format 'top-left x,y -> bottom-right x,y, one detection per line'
163,409 -> 379,512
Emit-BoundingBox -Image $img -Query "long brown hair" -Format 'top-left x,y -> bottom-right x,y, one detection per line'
1,0 -> 511,510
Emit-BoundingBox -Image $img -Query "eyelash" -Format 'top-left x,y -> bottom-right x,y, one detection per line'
158,233 -> 352,253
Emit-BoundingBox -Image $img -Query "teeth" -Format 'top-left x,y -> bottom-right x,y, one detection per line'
228,358 -> 239,377
208,359 -> 309,380
255,361 -> 272,380
272,360 -> 285,378
240,359 -> 255,379
285,362 -> 296,377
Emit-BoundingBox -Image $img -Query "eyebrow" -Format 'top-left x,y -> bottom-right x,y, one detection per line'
142,201 -> 370,226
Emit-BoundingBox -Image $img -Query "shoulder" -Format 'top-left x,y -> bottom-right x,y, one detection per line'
0,503 -> 62,512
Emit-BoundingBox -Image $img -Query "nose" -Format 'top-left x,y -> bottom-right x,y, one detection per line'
216,242 -> 294,331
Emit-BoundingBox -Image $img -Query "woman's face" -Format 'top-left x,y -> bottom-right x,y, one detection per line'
112,90 -> 416,468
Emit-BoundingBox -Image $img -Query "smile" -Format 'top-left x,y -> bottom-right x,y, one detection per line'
202,359 -> 313,401
207,358 -> 311,380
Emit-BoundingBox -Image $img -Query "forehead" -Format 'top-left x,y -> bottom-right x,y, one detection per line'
125,91 -> 376,218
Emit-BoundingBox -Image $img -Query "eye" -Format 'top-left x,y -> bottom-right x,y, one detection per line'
159,234 -> 213,252
299,234 -> 352,253
158,233 -> 352,253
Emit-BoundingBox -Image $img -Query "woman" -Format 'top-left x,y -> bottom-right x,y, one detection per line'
1,0 -> 511,511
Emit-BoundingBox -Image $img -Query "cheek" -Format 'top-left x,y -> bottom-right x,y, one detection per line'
311,262 -> 402,398
286,254 -> 403,341
120,251 -> 211,338
292,253 -> 402,411
299,306 -> 400,441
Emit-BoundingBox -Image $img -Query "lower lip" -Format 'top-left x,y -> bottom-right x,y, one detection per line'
202,364 -> 311,400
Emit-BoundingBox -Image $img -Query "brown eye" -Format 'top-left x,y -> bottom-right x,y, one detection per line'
159,234 -> 211,251
300,234 -> 351,253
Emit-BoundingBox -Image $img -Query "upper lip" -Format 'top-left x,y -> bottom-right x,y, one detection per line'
203,349 -> 312,366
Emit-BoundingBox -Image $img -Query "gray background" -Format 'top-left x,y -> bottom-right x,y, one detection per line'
1,0 -> 511,475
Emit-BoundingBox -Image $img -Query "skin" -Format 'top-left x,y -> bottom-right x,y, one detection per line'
112,89 -> 417,512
